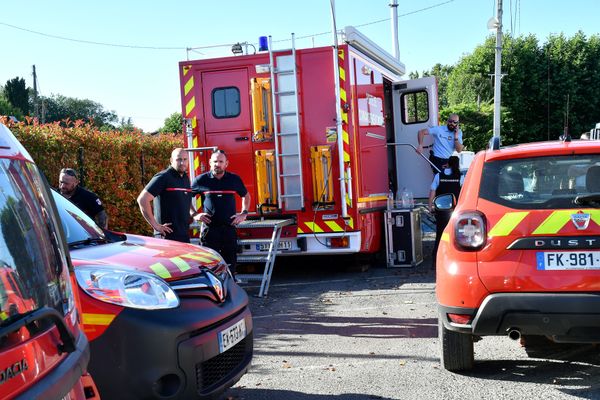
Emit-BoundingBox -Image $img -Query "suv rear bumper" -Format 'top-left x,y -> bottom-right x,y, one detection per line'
441,292 -> 600,342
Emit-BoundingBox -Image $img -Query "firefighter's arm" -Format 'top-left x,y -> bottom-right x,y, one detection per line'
137,189 -> 172,235
231,192 -> 251,226
416,128 -> 429,154
94,210 -> 109,230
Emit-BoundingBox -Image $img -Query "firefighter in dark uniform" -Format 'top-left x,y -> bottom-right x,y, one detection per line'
428,155 -> 462,264
59,168 -> 108,229
192,150 -> 251,276
137,148 -> 194,243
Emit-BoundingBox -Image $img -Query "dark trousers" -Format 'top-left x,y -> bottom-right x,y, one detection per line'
432,210 -> 452,268
429,153 -> 448,174
201,225 -> 238,274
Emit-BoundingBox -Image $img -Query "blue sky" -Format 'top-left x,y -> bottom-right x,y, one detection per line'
2,0 -> 599,132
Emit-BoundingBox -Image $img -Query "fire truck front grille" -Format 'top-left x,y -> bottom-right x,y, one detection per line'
195,335 -> 252,393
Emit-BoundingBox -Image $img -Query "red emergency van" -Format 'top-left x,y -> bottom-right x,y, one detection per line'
0,123 -> 98,400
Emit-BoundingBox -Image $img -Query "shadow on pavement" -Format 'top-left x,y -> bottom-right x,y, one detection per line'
252,314 -> 437,340
223,388 -> 395,400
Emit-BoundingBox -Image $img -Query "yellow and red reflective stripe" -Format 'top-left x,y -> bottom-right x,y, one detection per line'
338,49 -> 352,214
324,221 -> 344,232
304,222 -> 324,233
533,209 -> 600,234
150,262 -> 171,279
182,252 -> 221,263
170,257 -> 192,273
488,212 -> 529,237
83,313 -> 115,326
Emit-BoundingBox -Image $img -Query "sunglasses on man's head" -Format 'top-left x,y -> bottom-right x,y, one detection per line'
60,168 -> 78,178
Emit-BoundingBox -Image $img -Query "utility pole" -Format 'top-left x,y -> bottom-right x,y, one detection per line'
32,65 -> 39,120
492,0 -> 503,139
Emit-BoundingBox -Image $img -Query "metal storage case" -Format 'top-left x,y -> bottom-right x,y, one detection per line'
384,208 -> 423,267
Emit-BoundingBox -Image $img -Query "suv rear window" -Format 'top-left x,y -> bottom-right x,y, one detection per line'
480,154 -> 600,209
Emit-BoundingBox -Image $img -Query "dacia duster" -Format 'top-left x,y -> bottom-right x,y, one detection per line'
436,136 -> 600,371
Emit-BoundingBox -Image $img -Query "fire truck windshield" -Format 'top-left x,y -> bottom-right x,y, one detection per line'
0,158 -> 73,342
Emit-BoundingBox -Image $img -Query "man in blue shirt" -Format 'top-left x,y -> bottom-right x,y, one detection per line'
416,114 -> 464,173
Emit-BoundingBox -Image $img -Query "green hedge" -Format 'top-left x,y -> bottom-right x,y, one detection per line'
4,118 -> 183,235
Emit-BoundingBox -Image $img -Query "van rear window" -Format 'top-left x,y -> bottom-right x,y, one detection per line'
479,154 -> 600,209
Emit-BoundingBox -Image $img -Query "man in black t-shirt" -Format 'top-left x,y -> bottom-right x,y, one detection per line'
137,148 -> 194,243
192,150 -> 250,275
59,168 -> 108,229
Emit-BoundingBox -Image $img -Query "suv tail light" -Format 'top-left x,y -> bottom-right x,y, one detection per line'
455,211 -> 486,250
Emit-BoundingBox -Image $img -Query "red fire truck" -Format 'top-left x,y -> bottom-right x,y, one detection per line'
179,26 -> 438,263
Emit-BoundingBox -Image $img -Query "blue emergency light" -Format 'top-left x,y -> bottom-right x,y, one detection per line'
259,36 -> 268,52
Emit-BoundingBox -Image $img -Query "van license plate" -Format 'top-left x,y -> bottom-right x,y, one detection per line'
256,241 -> 291,251
218,318 -> 246,353
537,251 -> 600,270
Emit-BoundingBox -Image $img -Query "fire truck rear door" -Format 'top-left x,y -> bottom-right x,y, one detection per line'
391,76 -> 438,199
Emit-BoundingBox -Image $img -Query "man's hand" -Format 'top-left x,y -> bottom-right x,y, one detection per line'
230,212 -> 248,226
416,144 -> 424,154
154,222 -> 173,236
193,213 -> 212,224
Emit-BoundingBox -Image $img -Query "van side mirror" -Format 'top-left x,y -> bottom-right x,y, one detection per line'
433,193 -> 455,211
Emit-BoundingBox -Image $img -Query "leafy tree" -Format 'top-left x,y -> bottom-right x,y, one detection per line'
424,64 -> 454,109
0,94 -> 24,120
440,31 -> 600,147
159,112 -> 183,134
118,117 -> 136,133
40,94 -> 118,128
441,102 -> 514,153
4,77 -> 29,115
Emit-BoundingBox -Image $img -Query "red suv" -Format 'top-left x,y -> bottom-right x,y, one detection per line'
53,191 -> 253,399
436,136 -> 600,371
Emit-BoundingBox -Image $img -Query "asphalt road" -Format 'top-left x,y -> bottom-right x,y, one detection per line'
222,239 -> 600,400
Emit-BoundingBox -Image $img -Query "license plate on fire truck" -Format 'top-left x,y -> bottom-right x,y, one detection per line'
537,251 -> 600,270
218,318 -> 246,353
256,241 -> 291,251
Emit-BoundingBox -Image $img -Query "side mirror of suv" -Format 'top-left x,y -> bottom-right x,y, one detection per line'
433,193 -> 455,211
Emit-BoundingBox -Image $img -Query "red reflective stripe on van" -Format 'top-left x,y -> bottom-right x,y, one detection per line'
165,188 -> 193,192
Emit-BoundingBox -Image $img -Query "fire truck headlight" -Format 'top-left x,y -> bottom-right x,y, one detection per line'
74,267 -> 179,310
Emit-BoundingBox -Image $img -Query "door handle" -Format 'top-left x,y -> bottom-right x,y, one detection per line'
235,136 -> 249,141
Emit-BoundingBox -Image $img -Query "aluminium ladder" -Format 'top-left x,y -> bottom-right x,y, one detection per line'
236,218 -> 295,297
268,34 -> 305,211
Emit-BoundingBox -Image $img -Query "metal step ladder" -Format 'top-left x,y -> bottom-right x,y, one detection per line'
268,34 -> 304,211
236,218 -> 295,297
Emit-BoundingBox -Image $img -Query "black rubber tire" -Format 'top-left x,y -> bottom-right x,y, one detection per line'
439,315 -> 474,371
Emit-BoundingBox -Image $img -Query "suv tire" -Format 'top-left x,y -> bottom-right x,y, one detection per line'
439,315 -> 474,371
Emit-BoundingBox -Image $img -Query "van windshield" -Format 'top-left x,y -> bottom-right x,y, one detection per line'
479,154 -> 600,209
0,158 -> 72,341
52,191 -> 105,245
